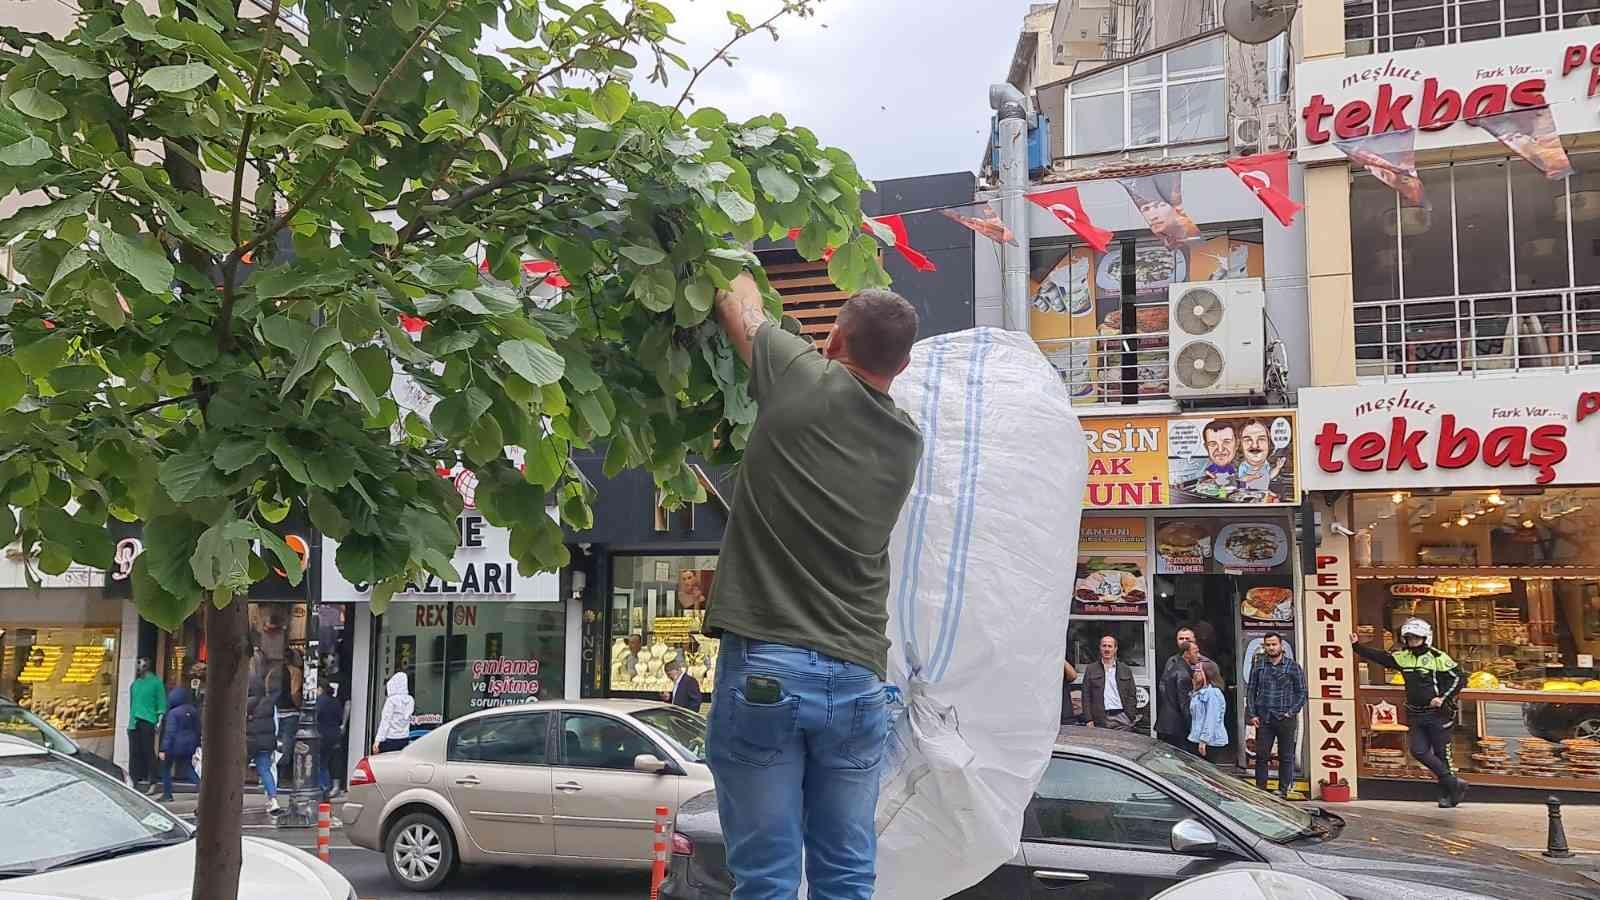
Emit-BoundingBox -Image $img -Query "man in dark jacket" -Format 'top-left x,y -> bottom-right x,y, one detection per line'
1157,627 -> 1208,750
157,686 -> 200,801
1083,635 -> 1143,732
662,658 -> 703,710
1352,619 -> 1467,807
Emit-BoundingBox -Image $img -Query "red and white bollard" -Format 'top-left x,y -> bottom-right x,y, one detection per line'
316,802 -> 332,864
649,805 -> 669,899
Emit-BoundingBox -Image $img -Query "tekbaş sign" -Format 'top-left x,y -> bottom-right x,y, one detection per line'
1295,26 -> 1600,162
1297,373 -> 1600,491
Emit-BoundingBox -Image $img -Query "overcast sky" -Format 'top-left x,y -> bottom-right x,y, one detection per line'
497,1 -> 1033,181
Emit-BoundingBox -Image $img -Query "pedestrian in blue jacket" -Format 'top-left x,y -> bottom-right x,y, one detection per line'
158,686 -> 200,801
1188,661 -> 1229,762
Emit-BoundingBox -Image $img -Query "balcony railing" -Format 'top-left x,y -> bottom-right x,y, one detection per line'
1345,0 -> 1600,56
1036,331 -> 1173,405
1354,287 -> 1600,380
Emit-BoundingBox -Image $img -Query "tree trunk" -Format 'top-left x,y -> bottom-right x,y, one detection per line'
192,599 -> 250,900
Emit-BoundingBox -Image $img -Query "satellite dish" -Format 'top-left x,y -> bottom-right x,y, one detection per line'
1222,0 -> 1297,44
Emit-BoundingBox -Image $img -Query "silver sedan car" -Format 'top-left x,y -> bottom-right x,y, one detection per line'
343,699 -> 711,892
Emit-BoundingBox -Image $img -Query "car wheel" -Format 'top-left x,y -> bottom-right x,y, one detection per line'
384,812 -> 455,892
1573,718 -> 1600,741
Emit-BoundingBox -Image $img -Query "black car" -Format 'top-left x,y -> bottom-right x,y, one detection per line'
664,728 -> 1600,900
0,696 -> 127,784
1523,701 -> 1600,743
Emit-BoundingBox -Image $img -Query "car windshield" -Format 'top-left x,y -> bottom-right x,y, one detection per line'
1137,743 -> 1313,842
632,707 -> 707,761
0,704 -> 75,755
0,753 -> 189,874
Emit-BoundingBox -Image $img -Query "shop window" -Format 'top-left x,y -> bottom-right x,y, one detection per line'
1344,0 -> 1585,54
559,712 -> 660,770
1,621 -> 120,754
609,555 -> 718,697
1351,155 -> 1600,379
1352,488 -> 1600,786
375,601 -> 566,736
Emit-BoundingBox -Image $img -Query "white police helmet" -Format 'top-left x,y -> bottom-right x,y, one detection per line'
1399,618 -> 1432,644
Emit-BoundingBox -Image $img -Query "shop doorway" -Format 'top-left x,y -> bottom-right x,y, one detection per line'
1154,575 -> 1240,753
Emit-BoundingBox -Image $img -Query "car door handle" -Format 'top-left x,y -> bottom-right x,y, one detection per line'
1035,871 -> 1091,882
555,781 -> 584,792
454,776 -> 480,786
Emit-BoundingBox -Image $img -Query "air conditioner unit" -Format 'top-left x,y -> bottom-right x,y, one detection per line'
1231,116 -> 1261,153
1232,104 -> 1292,153
1168,278 -> 1266,399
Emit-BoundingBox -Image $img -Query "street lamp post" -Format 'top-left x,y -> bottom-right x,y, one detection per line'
281,536 -> 322,827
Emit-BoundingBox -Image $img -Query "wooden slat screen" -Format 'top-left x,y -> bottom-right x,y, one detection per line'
769,259 -> 846,346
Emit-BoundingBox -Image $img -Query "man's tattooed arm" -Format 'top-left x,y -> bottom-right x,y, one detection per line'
714,271 -> 769,367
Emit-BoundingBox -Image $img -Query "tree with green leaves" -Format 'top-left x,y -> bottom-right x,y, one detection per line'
0,0 -> 891,895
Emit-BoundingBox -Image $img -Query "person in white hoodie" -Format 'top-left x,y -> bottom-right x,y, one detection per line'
372,670 -> 414,754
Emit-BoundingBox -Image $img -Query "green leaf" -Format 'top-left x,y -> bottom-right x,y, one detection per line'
308,491 -> 351,541
734,125 -> 779,148
36,507 -> 114,568
326,348 -> 381,416
593,81 -> 631,124
240,521 -> 303,586
684,275 -> 716,314
757,166 -> 801,203
336,533 -> 409,585
190,518 -> 249,590
0,137 -> 50,166
99,229 -> 174,294
0,359 -> 20,411
159,449 -> 227,502
265,434 -> 309,484
0,506 -> 17,546
368,221 -> 399,246
48,365 -> 105,393
717,189 -> 757,223
420,108 -> 458,133
574,392 -> 612,437
214,436 -> 267,473
256,495 -> 292,524
305,445 -> 358,490
171,332 -> 219,368
260,315 -> 315,352
559,348 -> 601,393
35,44 -> 107,79
463,413 -> 504,467
142,515 -> 207,604
0,194 -> 92,242
618,244 -> 667,266
85,279 -> 126,328
278,325 -> 340,397
253,263 -> 351,300
14,334 -> 68,375
497,339 -> 566,386
139,62 -> 216,93
630,266 -> 677,313
391,0 -> 419,29
132,556 -> 204,632
10,87 -> 66,121
350,345 -> 393,396
430,388 -> 491,438
442,52 -> 479,84
418,548 -> 461,584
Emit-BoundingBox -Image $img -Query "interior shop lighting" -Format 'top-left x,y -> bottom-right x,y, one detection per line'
1391,491 -> 1407,505
1487,491 -> 1505,506
1456,515 -> 1470,527
1524,519 -> 1536,529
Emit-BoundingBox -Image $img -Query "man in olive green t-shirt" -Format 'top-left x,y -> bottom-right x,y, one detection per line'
703,271 -> 922,900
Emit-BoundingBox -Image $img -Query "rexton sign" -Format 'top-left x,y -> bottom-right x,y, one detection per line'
1296,372 -> 1600,491
1295,26 -> 1600,162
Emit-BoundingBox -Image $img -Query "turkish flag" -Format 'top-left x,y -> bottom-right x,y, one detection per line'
1026,188 -> 1112,253
478,257 -> 570,288
787,215 -> 938,272
1225,152 -> 1302,228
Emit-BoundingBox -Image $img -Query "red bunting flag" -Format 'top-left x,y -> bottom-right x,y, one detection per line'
1225,151 -> 1303,228
786,215 -> 939,272
477,257 -> 571,288
398,314 -> 428,334
1026,187 -> 1112,253
939,201 -> 1017,246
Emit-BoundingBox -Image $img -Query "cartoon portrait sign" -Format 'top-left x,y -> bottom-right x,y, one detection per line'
1166,414 -> 1297,505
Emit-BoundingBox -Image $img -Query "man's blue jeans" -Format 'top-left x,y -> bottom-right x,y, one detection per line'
706,633 -> 888,900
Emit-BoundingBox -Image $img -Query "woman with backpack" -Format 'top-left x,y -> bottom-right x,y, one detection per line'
247,658 -> 284,816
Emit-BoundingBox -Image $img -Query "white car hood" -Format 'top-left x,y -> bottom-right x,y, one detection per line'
3,837 -> 348,900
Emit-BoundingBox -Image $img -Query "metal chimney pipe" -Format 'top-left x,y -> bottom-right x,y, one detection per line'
990,84 -> 1031,333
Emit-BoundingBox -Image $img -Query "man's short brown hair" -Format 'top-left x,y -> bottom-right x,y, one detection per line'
835,289 -> 919,376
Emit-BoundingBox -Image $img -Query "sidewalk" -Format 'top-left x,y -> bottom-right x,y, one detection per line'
157,790 -> 352,845
1334,799 -> 1600,857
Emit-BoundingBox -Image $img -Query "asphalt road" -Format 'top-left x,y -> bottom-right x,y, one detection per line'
308,847 -> 650,899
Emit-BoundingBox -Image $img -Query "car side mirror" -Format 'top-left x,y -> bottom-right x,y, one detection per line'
634,753 -> 670,774
1170,818 -> 1219,854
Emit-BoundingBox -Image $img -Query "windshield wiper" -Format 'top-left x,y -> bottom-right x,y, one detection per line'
0,866 -> 40,880
36,834 -> 191,873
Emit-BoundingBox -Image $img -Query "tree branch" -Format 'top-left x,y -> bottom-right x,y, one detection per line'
672,5 -> 794,115
230,0 -> 284,248
126,393 -> 198,417
395,165 -> 549,247
230,2 -> 455,265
